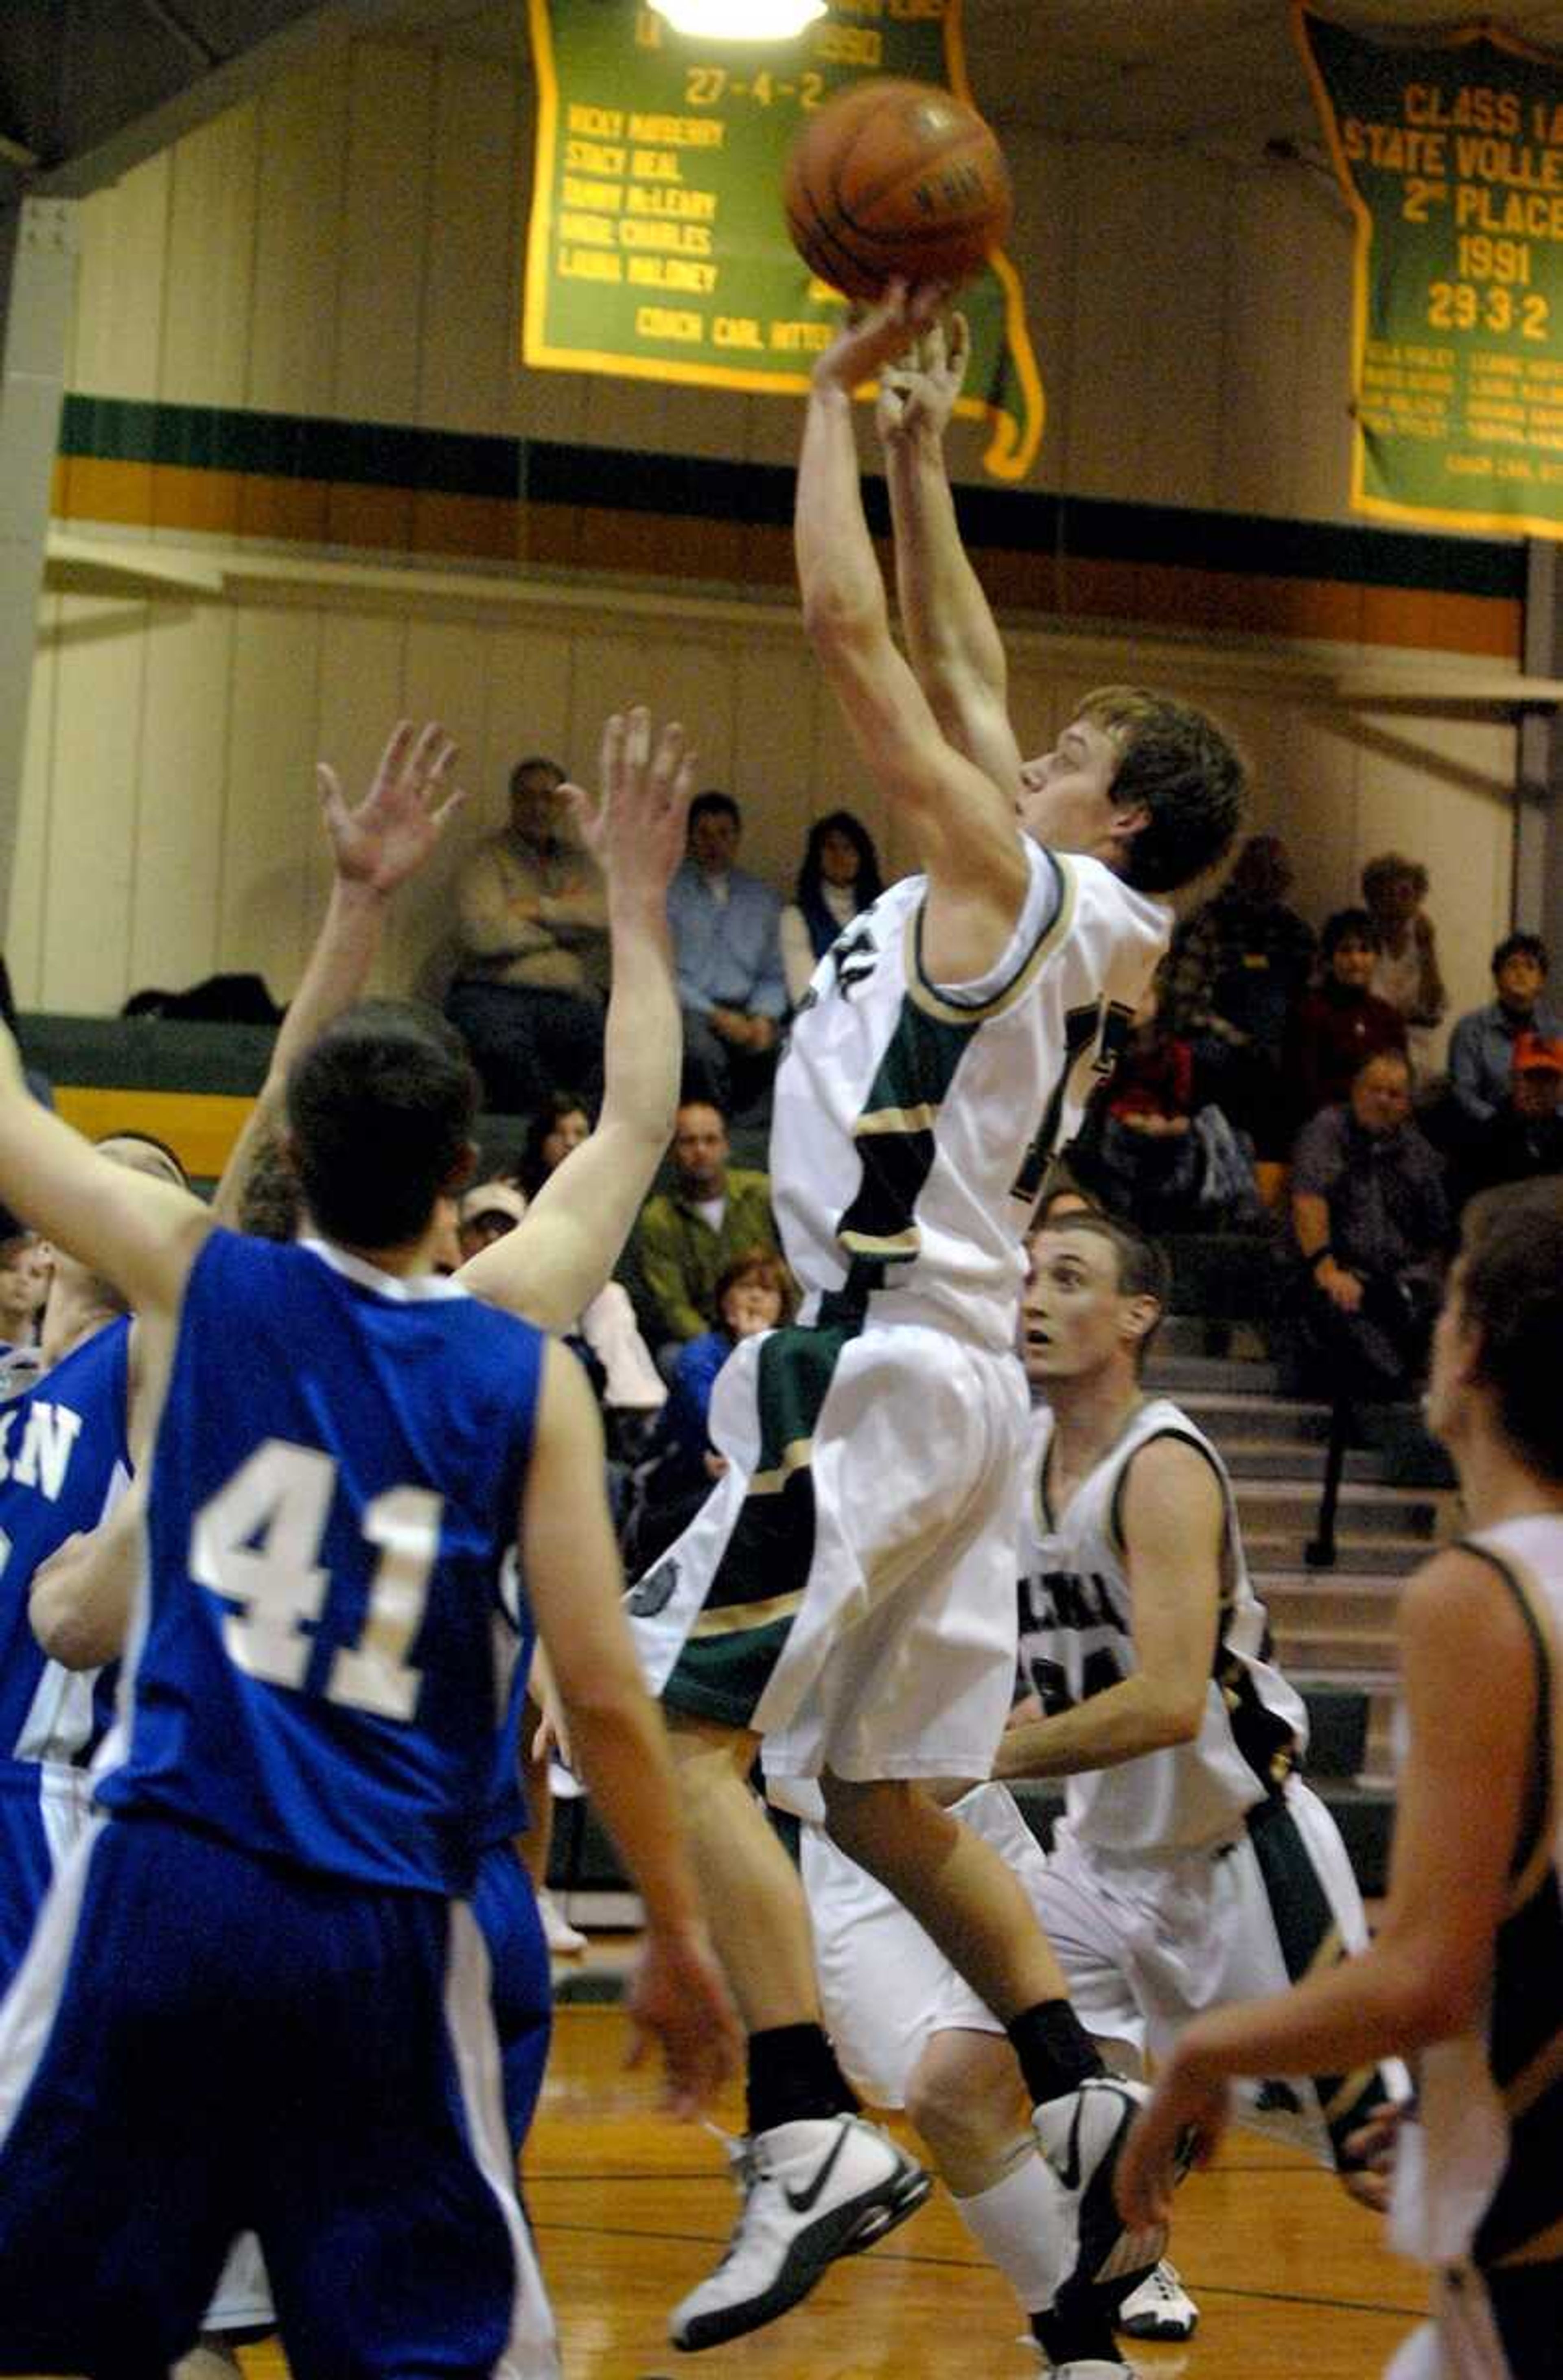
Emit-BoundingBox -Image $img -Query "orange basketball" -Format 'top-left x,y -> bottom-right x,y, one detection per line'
783,79 -> 1011,302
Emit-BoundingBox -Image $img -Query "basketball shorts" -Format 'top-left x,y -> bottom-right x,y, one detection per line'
0,1812 -> 558,2380
0,1759 -> 89,1999
805,1777 -> 1404,2167
475,1838 -> 552,2153
626,1319 -> 1030,1782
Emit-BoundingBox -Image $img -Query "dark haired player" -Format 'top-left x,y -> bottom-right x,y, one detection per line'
626,283 -> 1247,2356
0,718 -> 736,2378
1121,1179 -> 1563,2380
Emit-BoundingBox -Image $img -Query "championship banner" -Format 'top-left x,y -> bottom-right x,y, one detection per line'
522,0 -> 1043,481
1296,4 -> 1563,537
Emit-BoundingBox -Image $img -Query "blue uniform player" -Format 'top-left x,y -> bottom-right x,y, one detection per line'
0,761 -> 736,2379
0,1311 -> 129,1990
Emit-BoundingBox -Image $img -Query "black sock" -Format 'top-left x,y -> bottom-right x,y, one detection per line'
1005,1998 -> 1105,2108
745,2023 -> 861,2137
1032,2299 -> 1120,2369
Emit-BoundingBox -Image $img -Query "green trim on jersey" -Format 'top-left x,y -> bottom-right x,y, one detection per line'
661,1322 -> 858,1730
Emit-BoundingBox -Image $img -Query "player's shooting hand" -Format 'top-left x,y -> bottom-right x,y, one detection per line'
318,718 -> 466,897
1115,2048 -> 1230,2231
624,1922 -> 742,2119
875,310 -> 970,442
813,278 -> 949,397
1338,2098 -> 1407,2212
570,707 -> 696,907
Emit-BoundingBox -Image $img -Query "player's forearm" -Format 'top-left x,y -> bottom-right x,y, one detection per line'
797,384 -> 891,653
993,1676 -> 1201,1780
212,879 -> 387,1225
602,884 -> 680,1154
1164,1927 -> 1474,2091
886,428 -> 1006,711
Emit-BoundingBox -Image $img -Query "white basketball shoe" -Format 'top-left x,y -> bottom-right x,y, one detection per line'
1119,2256 -> 1199,2339
1032,2076 -> 1170,2309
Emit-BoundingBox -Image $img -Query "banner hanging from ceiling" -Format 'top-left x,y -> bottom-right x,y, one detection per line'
1296,3 -> 1563,537
522,0 -> 1043,481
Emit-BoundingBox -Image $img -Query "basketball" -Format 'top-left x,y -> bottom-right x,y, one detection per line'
783,79 -> 1012,302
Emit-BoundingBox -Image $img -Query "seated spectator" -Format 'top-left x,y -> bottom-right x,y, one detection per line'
1451,1028 -> 1563,1212
625,1250 -> 796,1571
1289,1050 -> 1448,1400
635,1098 -> 778,1364
1447,930 -> 1561,1133
443,754 -> 608,1115
1283,907 -> 1407,1126
0,1228 -> 50,1391
779,810 -> 884,1006
1161,832 -> 1315,1155
514,1088 -> 591,1198
1361,851 -> 1445,1080
668,791 -> 787,1118
457,1178 -> 528,1261
1080,988 -> 1262,1233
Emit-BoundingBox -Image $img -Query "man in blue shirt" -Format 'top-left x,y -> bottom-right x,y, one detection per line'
668,791 -> 788,1118
1448,932 -> 1561,1131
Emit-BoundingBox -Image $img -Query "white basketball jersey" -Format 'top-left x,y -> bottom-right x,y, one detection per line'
1018,1396 -> 1307,1854
771,842 -> 1167,1352
1391,1512 -> 1563,2284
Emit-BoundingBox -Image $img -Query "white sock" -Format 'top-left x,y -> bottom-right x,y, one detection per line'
953,2148 -> 1069,2313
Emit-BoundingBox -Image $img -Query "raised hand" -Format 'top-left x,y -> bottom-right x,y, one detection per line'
569,706 -> 696,905
1115,2060 -> 1231,2231
812,278 -> 950,398
624,1923 -> 742,2120
317,719 -> 466,897
875,309 -> 970,444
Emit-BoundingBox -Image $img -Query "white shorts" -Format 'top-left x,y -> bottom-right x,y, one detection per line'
626,1319 -> 1029,1782
804,1777 -> 1403,2166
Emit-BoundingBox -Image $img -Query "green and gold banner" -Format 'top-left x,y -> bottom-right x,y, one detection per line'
523,0 -> 1042,480
1297,4 -> 1563,537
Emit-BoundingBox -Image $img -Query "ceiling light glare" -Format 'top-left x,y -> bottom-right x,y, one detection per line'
650,2 -> 827,40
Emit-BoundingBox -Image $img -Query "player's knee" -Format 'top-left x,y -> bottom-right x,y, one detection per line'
818,1771 -> 915,1866
906,2028 -> 1027,2170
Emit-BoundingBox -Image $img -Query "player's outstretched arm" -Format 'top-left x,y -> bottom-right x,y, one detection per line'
798,282 -> 1029,977
1115,1543 -> 1537,2228
876,313 -> 1024,800
522,1344 -> 740,2114
0,1024 -> 209,1321
457,709 -> 694,1331
995,1438 -> 1222,1780
211,719 -> 464,1228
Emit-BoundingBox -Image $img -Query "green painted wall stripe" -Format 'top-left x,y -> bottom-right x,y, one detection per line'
57,392 -> 1526,601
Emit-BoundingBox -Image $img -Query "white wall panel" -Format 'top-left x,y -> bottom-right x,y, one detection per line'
41,596 -> 146,1010
71,151 -> 171,401
333,48 -> 436,428
420,52 -> 524,436
247,68 -> 350,418
219,606 -> 323,996
129,600 -> 232,995
160,104 -> 261,410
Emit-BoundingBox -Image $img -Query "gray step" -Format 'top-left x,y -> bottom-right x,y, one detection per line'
1234,1481 -> 1446,1538
1147,1354 -> 1282,1395
1176,1391 -> 1333,1444
1245,1530 -> 1432,1577
1272,1624 -> 1403,1672
1224,1441 -> 1388,1485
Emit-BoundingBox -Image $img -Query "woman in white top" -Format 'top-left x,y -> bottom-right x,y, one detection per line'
779,810 -> 885,1007
1363,852 -> 1446,1080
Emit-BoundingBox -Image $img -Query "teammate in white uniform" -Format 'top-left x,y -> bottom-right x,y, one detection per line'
803,1209 -> 1402,2372
626,286 -> 1246,2367
1121,1178 -> 1563,2378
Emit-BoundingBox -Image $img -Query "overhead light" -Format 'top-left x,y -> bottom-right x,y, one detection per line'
650,2 -> 827,38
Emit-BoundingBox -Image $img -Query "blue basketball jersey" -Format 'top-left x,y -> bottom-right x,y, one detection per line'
0,1314 -> 130,1770
99,1234 -> 543,1896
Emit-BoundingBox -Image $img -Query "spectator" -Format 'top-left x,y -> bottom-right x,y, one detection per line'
444,755 -> 608,1115
1078,986 -> 1262,1233
668,792 -> 787,1118
1289,1050 -> 1448,1400
625,1250 -> 796,1572
1448,930 -> 1561,1131
1284,907 -> 1407,1126
779,810 -> 884,1007
635,1098 -> 778,1362
514,1088 -> 591,1199
1361,851 -> 1445,1080
457,1178 -> 528,1262
1452,1028 -> 1563,1212
1161,832 -> 1315,1153
0,1229 -> 50,1391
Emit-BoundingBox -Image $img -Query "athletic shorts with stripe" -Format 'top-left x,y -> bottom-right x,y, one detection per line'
804,1776 -> 1406,2166
0,1813 -> 557,2380
626,1318 -> 1031,1783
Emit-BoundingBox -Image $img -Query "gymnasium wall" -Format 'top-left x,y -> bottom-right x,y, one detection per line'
18,31 -> 1522,1044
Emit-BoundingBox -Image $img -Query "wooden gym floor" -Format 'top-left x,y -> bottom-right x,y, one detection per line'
239,1998 -> 1427,2379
